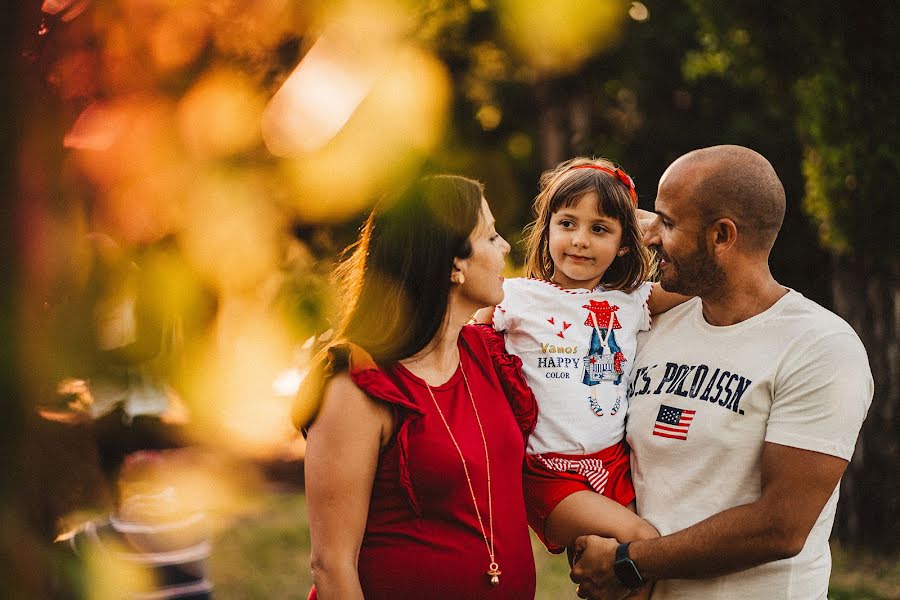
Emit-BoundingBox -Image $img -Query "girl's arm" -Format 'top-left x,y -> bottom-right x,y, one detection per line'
647,283 -> 691,315
304,372 -> 393,600
472,306 -> 496,325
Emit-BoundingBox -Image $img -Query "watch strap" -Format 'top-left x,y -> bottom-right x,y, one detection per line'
613,541 -> 644,588
615,541 -> 632,563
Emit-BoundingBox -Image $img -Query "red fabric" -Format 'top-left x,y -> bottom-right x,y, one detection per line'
311,325 -> 537,600
523,441 -> 636,553
567,164 -> 638,206
472,324 -> 538,441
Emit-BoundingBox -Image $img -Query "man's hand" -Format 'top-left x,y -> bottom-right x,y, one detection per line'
569,535 -> 630,600
635,209 -> 657,235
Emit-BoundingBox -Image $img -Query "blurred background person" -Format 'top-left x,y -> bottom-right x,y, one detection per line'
55,446 -> 214,600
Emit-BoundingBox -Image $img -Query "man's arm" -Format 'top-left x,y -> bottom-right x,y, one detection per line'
571,441 -> 848,599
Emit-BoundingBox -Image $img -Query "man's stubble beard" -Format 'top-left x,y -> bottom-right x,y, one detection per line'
658,233 -> 726,297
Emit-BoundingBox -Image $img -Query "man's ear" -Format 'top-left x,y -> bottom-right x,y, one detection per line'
710,218 -> 738,255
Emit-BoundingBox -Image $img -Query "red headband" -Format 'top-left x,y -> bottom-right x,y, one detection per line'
568,165 -> 638,207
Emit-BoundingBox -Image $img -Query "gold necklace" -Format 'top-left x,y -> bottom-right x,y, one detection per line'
423,365 -> 501,587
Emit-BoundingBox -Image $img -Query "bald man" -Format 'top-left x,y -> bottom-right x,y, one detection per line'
570,146 -> 872,599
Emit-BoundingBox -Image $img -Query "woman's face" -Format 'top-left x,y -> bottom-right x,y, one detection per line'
457,198 -> 511,309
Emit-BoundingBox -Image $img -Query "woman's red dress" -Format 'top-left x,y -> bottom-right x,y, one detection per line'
312,325 -> 537,600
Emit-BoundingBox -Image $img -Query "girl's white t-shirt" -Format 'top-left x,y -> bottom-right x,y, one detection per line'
493,278 -> 653,455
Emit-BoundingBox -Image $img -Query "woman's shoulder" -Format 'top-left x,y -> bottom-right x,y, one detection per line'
335,344 -> 422,413
461,323 -> 506,358
316,370 -> 394,433
293,342 -> 423,432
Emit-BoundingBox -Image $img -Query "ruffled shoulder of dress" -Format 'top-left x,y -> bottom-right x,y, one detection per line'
331,344 -> 424,415
465,324 -> 538,438
319,343 -> 425,517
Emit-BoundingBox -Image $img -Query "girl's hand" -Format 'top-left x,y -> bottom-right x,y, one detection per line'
472,306 -> 495,325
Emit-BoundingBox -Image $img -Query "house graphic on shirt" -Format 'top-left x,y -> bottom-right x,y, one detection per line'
581,299 -> 627,386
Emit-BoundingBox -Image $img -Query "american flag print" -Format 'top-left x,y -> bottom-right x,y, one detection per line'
652,405 -> 696,440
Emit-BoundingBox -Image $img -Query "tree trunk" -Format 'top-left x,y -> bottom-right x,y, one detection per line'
568,92 -> 592,157
534,84 -> 593,170
831,254 -> 900,553
535,82 -> 566,170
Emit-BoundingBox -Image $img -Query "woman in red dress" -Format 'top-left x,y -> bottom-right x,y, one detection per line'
300,175 -> 538,599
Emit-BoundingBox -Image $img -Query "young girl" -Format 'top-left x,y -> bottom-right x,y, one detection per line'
475,157 -> 687,593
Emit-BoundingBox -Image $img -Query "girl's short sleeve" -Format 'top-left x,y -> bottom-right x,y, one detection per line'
635,281 -> 654,331
492,279 -> 517,332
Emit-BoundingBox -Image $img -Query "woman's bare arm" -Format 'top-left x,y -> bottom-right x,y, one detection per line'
304,373 -> 393,599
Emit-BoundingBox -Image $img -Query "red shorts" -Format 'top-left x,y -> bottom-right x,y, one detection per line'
523,441 -> 636,553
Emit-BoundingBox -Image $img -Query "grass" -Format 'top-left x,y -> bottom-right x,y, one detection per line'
209,489 -> 900,599
830,544 -> 900,600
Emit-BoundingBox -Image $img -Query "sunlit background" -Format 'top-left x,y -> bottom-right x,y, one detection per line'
4,0 -> 897,598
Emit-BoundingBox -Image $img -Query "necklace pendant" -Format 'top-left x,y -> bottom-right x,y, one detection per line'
487,562 -> 501,587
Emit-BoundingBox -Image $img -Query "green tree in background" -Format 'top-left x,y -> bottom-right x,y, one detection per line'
431,0 -> 897,552
679,0 -> 899,554
5,4 -> 896,598
426,0 -> 832,302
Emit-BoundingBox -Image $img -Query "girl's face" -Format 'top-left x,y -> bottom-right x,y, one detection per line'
548,192 -> 626,290
456,198 -> 511,308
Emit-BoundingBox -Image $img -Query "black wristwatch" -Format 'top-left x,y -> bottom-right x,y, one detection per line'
613,542 -> 645,588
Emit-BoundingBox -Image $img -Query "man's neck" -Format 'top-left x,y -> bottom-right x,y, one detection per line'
700,269 -> 788,326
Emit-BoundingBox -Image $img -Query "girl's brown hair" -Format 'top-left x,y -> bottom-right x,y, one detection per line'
523,157 -> 651,293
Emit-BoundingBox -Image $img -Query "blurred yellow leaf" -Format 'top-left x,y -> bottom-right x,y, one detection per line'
497,0 -> 626,75
180,169 -> 284,292
279,46 -> 451,223
178,68 -> 265,159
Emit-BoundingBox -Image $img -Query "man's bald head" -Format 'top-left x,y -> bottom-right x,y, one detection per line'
664,145 -> 785,252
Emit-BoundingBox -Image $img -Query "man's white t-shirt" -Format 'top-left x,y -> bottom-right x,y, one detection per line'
494,278 -> 652,455
626,290 -> 872,599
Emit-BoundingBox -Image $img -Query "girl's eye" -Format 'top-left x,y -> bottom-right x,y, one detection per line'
662,220 -> 673,230
559,220 -> 574,228
592,225 -> 608,234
